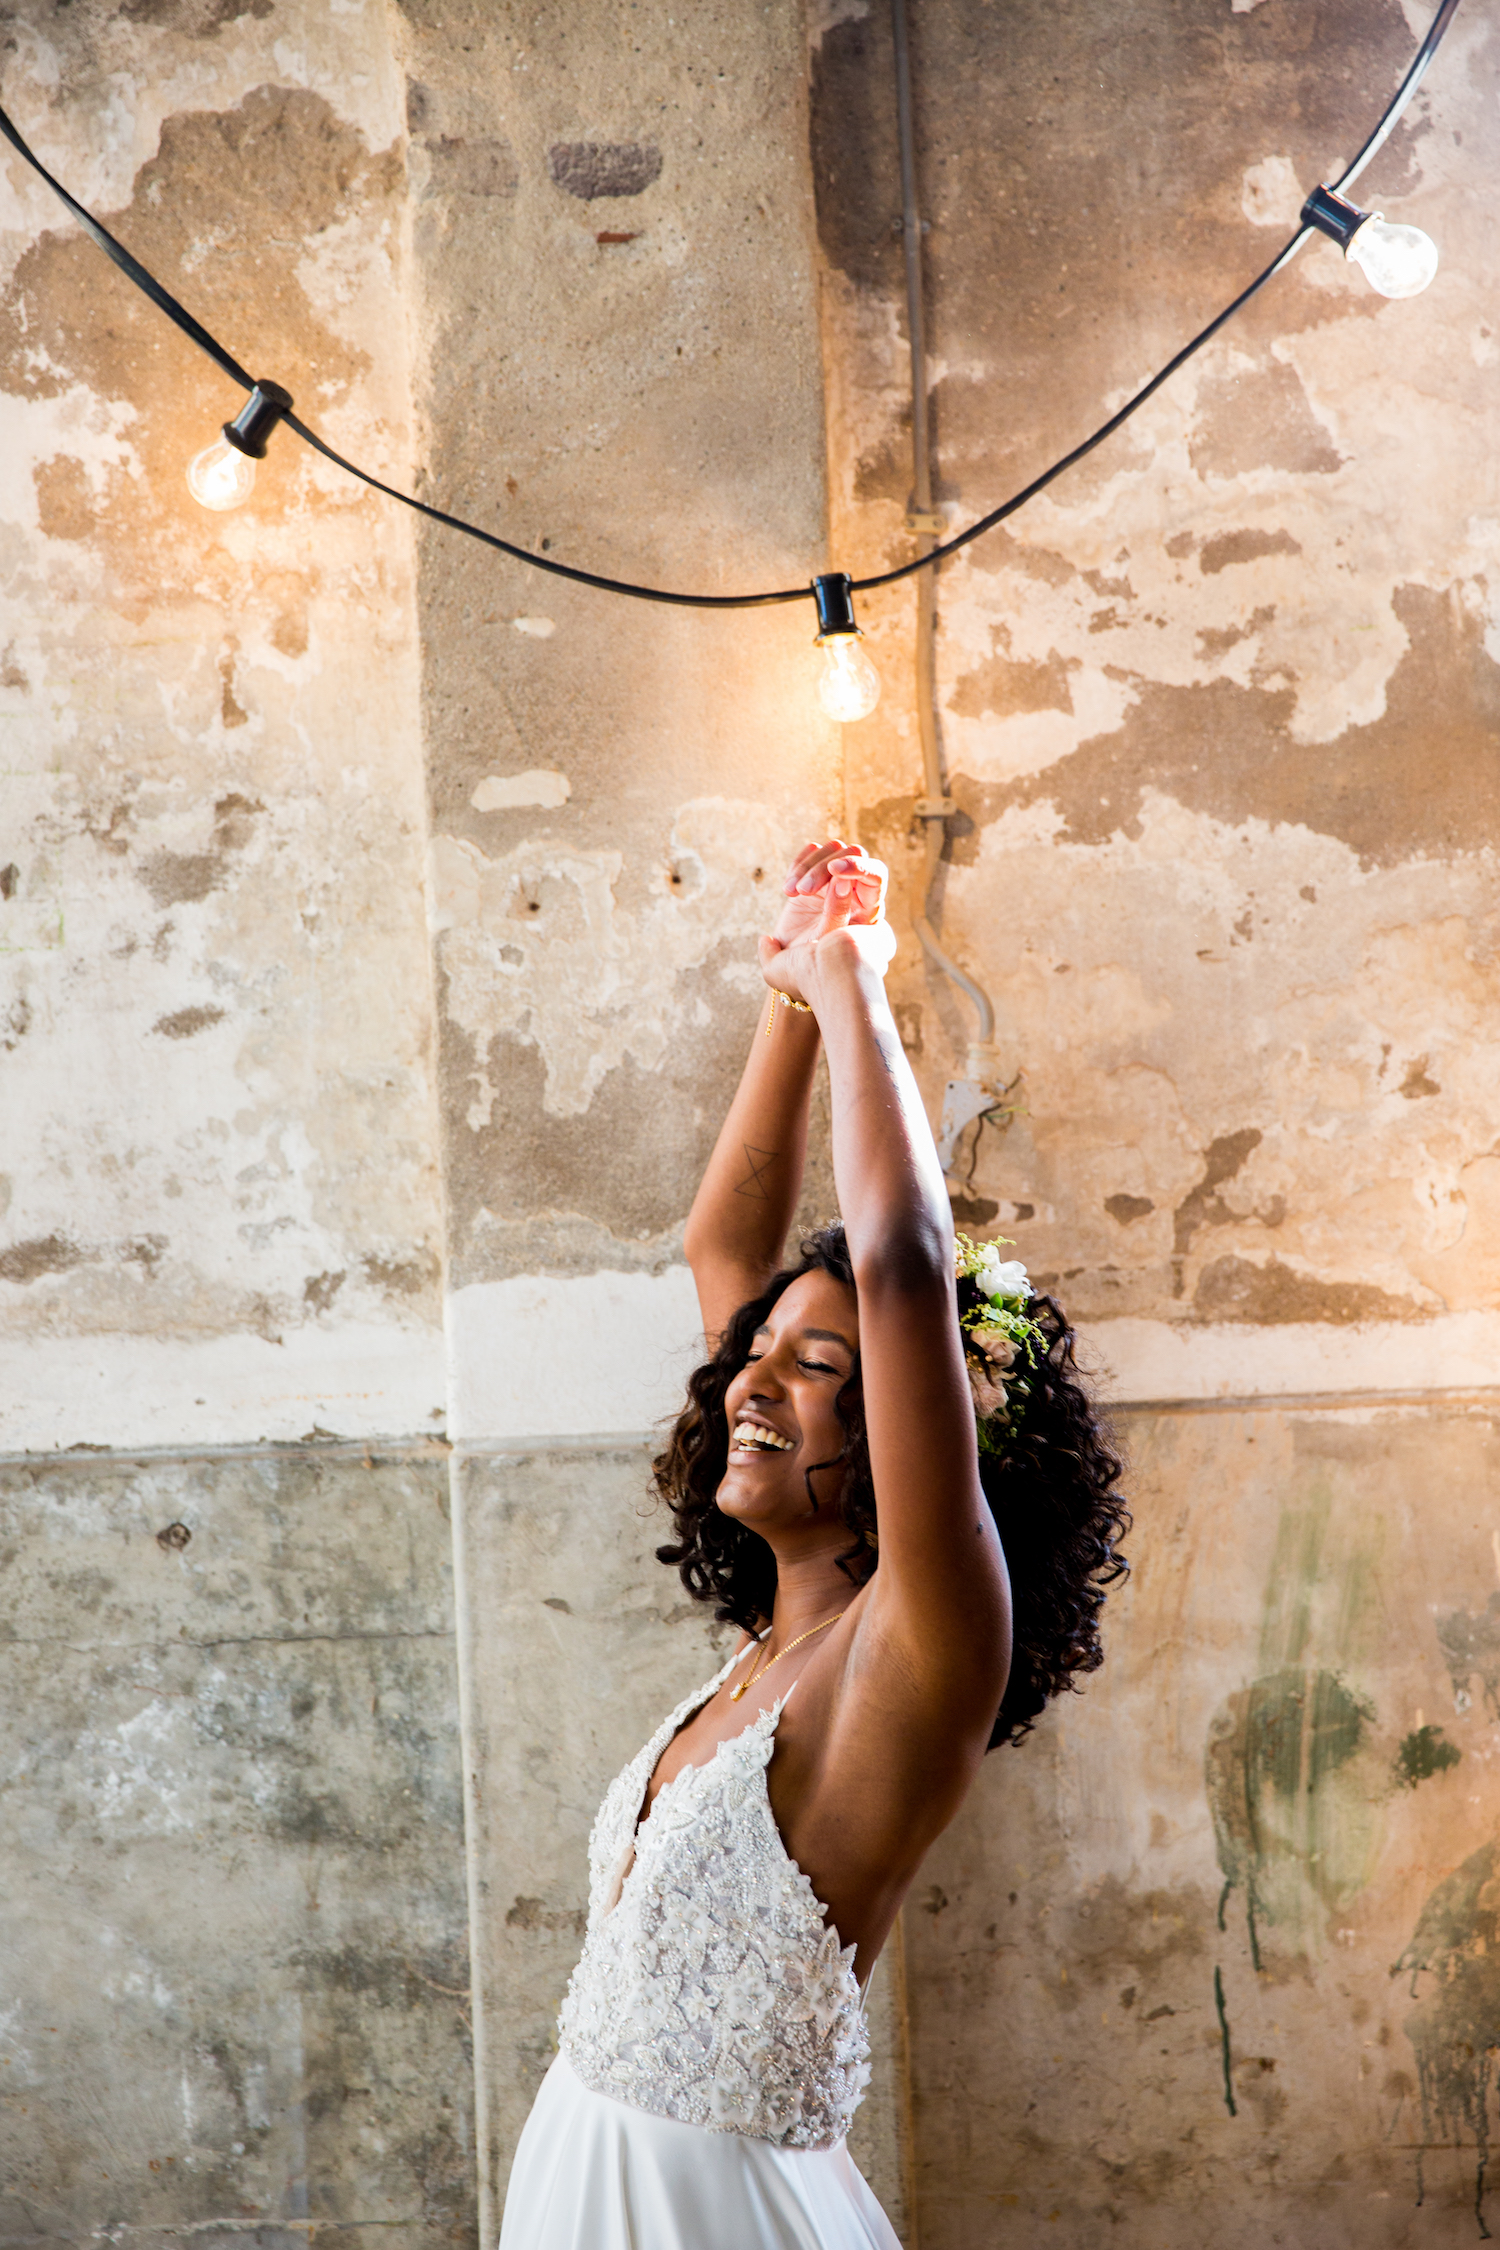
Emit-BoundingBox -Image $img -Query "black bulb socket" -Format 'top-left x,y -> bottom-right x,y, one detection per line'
1301,184 -> 1371,252
812,571 -> 859,642
224,380 -> 294,460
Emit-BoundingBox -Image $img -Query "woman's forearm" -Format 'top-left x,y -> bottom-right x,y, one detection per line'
682,995 -> 822,1319
810,938 -> 953,1283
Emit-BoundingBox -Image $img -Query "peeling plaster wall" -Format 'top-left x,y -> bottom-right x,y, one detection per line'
8,0 -> 1498,2241
397,0 -> 844,1441
813,0 -> 1500,1400
0,3 -> 470,2234
809,1 -> 1500,2243
0,3 -> 445,1450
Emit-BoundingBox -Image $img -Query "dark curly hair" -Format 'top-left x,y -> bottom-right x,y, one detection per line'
653,1223 -> 1129,1748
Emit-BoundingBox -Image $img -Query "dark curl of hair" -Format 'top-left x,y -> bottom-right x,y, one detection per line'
653,1223 -> 1129,1749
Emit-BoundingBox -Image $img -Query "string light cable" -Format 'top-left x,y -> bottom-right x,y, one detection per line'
0,0 -> 1462,671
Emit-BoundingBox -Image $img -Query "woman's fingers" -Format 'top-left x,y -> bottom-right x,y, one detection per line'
824,855 -> 887,925
818,869 -> 863,934
790,838 -> 856,895
783,837 -> 850,894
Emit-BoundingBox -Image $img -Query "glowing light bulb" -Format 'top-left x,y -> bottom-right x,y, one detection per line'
818,633 -> 881,723
187,436 -> 257,510
1346,214 -> 1439,300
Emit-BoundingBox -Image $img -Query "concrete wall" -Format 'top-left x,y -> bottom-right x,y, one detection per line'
0,1442 -> 470,2245
3,0 -> 1497,2243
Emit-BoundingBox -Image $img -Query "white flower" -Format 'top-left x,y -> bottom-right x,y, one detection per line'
727,1955 -> 774,2020
710,2060 -> 756,2128
978,1252 -> 1031,1301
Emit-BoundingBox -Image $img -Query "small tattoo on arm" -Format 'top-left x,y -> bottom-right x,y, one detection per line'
735,1143 -> 778,1201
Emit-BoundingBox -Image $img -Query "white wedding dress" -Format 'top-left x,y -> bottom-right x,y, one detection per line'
498,1647 -> 901,2248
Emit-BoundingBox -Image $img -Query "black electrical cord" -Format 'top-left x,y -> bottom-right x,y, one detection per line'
0,0 -> 1461,611
861,0 -> 1463,593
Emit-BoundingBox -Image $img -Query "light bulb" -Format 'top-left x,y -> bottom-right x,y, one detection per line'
187,436 -> 257,510
1346,214 -> 1439,300
817,632 -> 881,723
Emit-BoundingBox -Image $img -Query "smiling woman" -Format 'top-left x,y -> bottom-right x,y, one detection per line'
497,840 -> 1128,2250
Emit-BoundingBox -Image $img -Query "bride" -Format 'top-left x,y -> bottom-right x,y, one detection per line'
499,839 -> 1128,2247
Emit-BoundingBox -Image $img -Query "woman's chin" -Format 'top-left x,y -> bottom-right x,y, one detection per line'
714,1467 -> 790,1525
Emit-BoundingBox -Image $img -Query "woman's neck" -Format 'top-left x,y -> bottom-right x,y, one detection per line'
766,1549 -> 859,1641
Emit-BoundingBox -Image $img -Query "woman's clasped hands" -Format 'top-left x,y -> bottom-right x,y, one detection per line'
759,838 -> 895,1009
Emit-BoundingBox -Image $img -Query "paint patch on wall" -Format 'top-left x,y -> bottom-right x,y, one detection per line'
1393,1724 -> 1461,1789
1436,1593 -> 1500,1718
1394,1836 -> 1500,2228
547,142 -> 662,200
471,770 -> 571,812
430,799 -> 793,1119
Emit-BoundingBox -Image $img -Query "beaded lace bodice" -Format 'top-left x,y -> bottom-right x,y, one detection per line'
557,1647 -> 871,2149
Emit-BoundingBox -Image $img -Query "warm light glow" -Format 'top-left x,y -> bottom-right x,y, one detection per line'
817,633 -> 881,723
1346,214 -> 1439,300
187,436 -> 256,510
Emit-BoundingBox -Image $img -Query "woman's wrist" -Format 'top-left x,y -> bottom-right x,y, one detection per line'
805,927 -> 887,1014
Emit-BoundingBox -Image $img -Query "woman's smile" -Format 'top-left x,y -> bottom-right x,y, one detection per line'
729,1412 -> 797,1459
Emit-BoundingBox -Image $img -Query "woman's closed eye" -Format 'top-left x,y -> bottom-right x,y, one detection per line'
741,1349 -> 841,1377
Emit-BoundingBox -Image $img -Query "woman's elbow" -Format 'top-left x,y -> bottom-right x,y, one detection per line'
852,1213 -> 954,1300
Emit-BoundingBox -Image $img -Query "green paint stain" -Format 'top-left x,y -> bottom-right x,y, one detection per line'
1394,1725 -> 1461,1790
1214,1964 -> 1237,2117
1206,1667 -> 1375,1967
1257,1491 -> 1332,1674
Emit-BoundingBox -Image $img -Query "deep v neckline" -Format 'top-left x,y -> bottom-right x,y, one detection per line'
638,1683 -> 793,1838
600,1646 -> 799,1920
635,1632 -> 771,1831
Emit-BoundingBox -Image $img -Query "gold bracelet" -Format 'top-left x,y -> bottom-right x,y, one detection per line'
764,988 -> 815,1035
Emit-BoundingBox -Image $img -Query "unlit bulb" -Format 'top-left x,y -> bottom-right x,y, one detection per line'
1346,214 -> 1439,300
817,633 -> 881,723
187,437 -> 256,510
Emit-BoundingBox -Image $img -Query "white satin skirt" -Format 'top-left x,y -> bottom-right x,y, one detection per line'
498,2052 -> 901,2250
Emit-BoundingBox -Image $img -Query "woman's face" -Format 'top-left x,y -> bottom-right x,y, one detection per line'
715,1269 -> 860,1538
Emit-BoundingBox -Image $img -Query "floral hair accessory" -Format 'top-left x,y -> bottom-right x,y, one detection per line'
954,1232 -> 1046,1455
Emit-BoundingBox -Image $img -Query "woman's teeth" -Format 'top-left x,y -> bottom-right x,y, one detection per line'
732,1421 -> 793,1452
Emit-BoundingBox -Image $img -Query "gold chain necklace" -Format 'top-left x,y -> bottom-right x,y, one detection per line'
728,1608 -> 847,1703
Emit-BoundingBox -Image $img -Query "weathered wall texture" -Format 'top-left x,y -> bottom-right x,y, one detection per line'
397,0 -> 844,1445
5,0 -> 1498,2243
809,0 -> 1500,2243
0,3 -> 468,2232
389,5 -> 906,2232
0,3 -> 445,1450
815,0 -> 1500,1403
909,1399 -> 1500,2246
0,1444 -> 470,2244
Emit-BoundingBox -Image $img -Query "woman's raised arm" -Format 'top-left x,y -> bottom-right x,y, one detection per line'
763,890 -> 1009,1708
682,840 -> 881,1342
